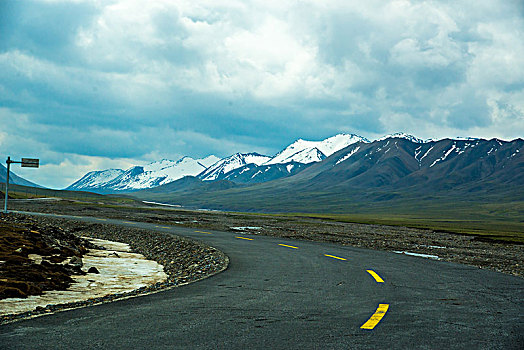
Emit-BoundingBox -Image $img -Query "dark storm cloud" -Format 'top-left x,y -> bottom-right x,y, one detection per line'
0,0 -> 99,63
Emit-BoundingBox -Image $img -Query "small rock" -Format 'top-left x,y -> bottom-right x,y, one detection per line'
69,256 -> 83,267
14,248 -> 23,253
87,266 -> 100,274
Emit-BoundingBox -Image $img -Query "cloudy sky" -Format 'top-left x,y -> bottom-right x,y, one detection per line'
1,0 -> 523,188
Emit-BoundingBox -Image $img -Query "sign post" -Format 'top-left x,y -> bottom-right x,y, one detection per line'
3,156 -> 39,214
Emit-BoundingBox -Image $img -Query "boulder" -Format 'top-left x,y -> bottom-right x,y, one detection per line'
87,266 -> 100,274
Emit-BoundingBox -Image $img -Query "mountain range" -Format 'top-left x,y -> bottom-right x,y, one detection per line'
67,133 -> 368,192
132,136 -> 523,213
67,156 -> 219,193
66,132 -> 523,212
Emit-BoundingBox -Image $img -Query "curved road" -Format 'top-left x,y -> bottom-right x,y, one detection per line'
1,212 -> 523,349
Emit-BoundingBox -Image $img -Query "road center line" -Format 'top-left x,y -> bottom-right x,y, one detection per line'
161,226 -> 170,229
360,304 -> 389,330
278,244 -> 299,249
366,270 -> 385,283
195,230 -> 212,234
95,218 -> 107,221
324,254 -> 346,261
123,221 -> 135,224
236,236 -> 254,241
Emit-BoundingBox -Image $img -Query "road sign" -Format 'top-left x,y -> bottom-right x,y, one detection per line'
21,158 -> 39,168
4,156 -> 40,213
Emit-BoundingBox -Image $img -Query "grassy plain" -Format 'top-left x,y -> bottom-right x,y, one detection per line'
3,183 -> 523,244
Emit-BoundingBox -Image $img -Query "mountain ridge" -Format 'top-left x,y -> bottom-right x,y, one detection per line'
131,137 -> 523,213
66,156 -> 219,193
66,133 -> 523,194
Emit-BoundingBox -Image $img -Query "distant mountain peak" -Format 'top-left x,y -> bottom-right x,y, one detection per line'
68,155 -> 218,192
265,133 -> 368,165
375,133 -> 424,143
198,153 -> 272,181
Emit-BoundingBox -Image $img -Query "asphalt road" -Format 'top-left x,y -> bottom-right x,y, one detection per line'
1,212 -> 523,349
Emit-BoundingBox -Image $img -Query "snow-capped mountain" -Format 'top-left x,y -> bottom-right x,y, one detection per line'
292,137 -> 524,191
198,153 -> 271,181
110,157 -> 215,191
69,132 -> 514,194
196,134 -> 368,184
67,156 -> 219,193
67,169 -> 125,191
265,133 -> 369,165
133,137 -> 523,213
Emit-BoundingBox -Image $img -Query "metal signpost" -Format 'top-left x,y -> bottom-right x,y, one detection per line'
3,156 -> 39,213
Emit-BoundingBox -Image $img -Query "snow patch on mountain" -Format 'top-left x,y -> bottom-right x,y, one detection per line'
68,156 -> 217,191
269,147 -> 326,165
198,155 -> 221,168
375,133 -> 424,143
265,133 -> 368,165
199,153 -> 271,181
67,169 -> 125,190
111,157 -> 216,190
336,146 -> 360,165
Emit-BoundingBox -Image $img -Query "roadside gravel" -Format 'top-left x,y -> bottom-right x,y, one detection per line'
0,212 -> 228,325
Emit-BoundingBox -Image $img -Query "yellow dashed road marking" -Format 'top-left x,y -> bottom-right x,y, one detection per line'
324,254 -> 346,261
278,244 -> 299,249
195,230 -> 212,234
123,221 -> 135,224
162,226 -> 170,229
95,218 -> 107,221
236,236 -> 254,241
361,304 -> 389,330
366,270 -> 384,283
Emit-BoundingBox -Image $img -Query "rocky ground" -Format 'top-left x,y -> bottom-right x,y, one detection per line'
7,198 -> 523,278
0,216 -> 99,300
0,211 -> 228,324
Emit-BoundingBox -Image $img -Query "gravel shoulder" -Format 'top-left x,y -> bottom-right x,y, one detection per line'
0,212 -> 228,325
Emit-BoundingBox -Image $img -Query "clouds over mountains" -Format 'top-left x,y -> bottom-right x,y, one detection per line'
1,0 -> 523,188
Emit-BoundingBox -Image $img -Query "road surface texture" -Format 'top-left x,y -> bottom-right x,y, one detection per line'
1,212 -> 522,349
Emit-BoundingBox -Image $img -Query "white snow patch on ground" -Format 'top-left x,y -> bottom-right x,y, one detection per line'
142,201 -> 181,207
230,226 -> 262,231
12,197 -> 62,201
0,238 -> 167,316
393,251 -> 440,260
